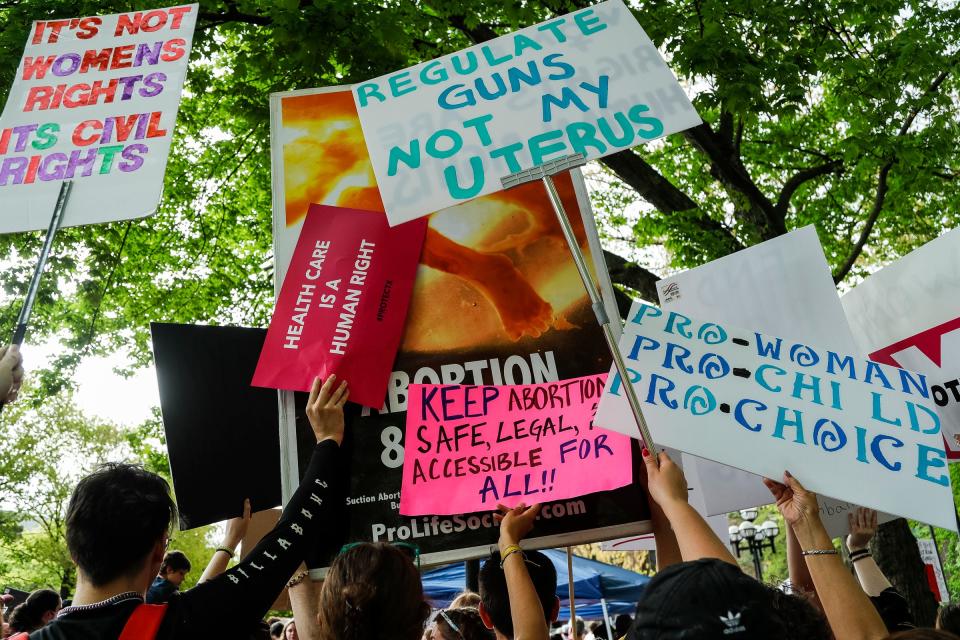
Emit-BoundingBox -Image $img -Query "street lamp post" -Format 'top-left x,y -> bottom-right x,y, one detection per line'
728,510 -> 779,581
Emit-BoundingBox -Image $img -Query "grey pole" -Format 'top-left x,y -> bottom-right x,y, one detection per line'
501,155 -> 658,455
0,180 -> 73,413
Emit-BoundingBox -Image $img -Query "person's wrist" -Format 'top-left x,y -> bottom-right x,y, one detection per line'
221,538 -> 240,551
498,535 -> 520,551
847,540 -> 868,552
792,517 -> 829,549
315,433 -> 342,446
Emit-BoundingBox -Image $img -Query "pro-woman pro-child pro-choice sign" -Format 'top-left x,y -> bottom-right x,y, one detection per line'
351,0 -> 701,225
594,301 -> 958,531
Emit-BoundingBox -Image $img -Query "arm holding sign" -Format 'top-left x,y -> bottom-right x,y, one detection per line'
178,375 -> 348,634
642,449 -> 737,565
845,508 -> 892,597
638,451 -> 681,570
494,503 -> 550,640
198,499 -> 252,584
764,473 -> 887,640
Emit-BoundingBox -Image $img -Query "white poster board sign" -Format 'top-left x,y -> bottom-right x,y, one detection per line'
594,301 -> 956,531
351,0 -> 701,225
656,226 -> 862,516
842,228 -> 960,460
917,538 -> 949,603
678,454 -> 892,539
0,4 -> 197,233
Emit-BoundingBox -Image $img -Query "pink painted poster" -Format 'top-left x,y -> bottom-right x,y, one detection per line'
399,375 -> 633,516
252,204 -> 427,408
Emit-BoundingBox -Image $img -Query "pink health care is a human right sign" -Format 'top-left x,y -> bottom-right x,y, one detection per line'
252,204 -> 427,408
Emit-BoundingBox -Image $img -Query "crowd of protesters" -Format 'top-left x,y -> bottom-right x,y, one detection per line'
1,349 -> 959,640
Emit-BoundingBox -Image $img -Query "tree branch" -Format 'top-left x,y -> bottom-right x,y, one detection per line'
832,160 -> 893,283
683,123 -> 786,239
599,150 -> 697,213
603,250 -> 660,303
833,60 -> 957,281
775,159 -> 842,216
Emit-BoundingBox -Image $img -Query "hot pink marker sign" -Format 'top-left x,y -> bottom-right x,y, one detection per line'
400,374 -> 633,516
252,204 -> 426,408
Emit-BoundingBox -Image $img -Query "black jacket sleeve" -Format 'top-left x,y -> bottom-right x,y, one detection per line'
175,439 -> 341,632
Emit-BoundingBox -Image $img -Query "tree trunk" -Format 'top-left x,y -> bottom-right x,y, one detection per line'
872,519 -> 938,627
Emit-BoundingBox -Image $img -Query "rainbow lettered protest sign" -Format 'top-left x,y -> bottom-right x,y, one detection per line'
252,205 -> 427,408
593,301 -> 957,531
399,375 -> 633,515
0,4 -> 197,233
352,0 -> 701,225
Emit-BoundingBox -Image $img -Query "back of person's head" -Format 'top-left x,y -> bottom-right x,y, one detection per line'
939,603 -> 960,636
591,621 -> 611,639
161,550 -> 191,574
8,588 -> 61,633
887,631 -> 960,639
614,614 -> 632,637
317,542 -> 430,640
450,590 -> 482,609
431,607 -> 495,640
768,588 -> 831,640
270,620 -> 286,639
629,559 -> 787,639
66,462 -> 176,586
479,548 -> 558,637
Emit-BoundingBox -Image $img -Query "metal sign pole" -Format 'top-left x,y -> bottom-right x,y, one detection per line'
567,546 -> 578,640
0,180 -> 73,412
501,155 -> 658,455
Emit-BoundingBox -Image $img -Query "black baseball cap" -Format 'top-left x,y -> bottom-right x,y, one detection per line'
628,559 -> 787,639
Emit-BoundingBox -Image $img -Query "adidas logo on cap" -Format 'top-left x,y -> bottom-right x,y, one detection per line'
720,610 -> 746,635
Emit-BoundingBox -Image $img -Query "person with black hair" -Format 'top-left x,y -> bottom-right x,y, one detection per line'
478,503 -> 558,640
613,615 -> 631,639
31,374 -> 349,640
7,589 -> 61,634
938,603 -> 960,636
146,551 -> 192,604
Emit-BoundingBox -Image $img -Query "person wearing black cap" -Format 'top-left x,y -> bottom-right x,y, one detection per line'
628,449 -> 788,639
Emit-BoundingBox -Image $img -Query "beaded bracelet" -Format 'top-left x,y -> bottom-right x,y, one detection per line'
850,551 -> 873,563
500,544 -> 523,568
802,549 -> 839,557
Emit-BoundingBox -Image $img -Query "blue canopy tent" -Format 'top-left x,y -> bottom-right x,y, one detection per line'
421,549 -> 649,621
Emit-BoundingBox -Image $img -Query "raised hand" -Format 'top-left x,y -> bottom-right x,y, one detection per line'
494,503 -> 541,546
762,471 -> 819,529
222,498 -> 253,550
306,374 -> 349,445
641,449 -> 688,507
846,507 -> 878,552
0,345 -> 24,403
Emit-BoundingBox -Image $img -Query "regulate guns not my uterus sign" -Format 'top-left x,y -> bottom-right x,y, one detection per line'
0,4 -> 197,232
593,301 -> 957,531
351,0 -> 701,225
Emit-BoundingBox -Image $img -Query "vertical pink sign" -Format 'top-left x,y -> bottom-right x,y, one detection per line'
400,374 -> 634,515
252,204 -> 426,408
